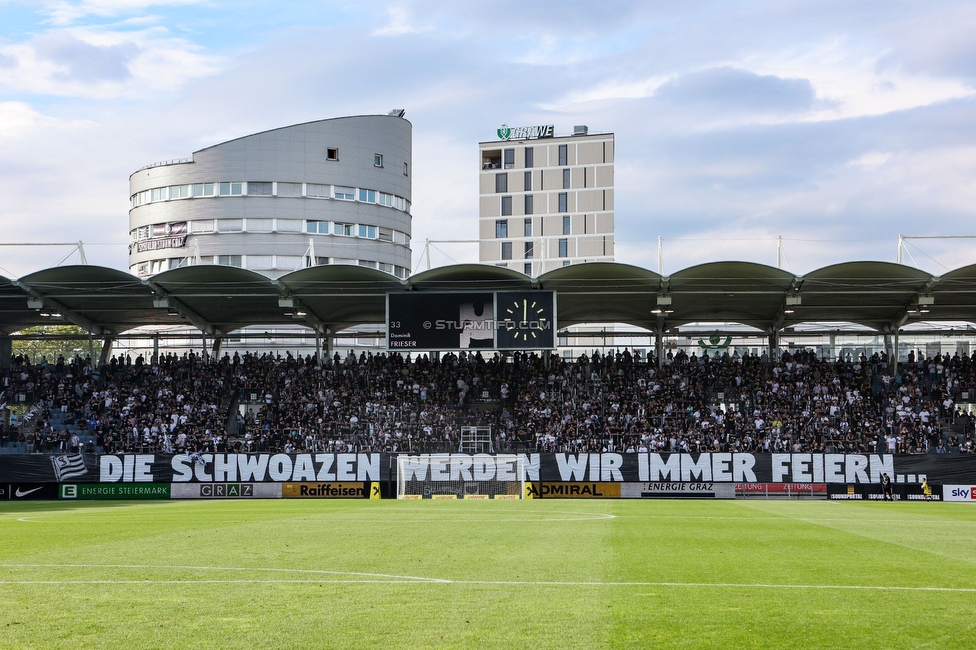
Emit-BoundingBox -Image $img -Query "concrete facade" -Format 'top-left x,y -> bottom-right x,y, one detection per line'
478,126 -> 614,275
129,114 -> 412,280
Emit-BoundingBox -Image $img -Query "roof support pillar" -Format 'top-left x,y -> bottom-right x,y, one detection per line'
98,337 -> 115,368
0,335 -> 11,369
212,336 -> 223,360
768,330 -> 780,362
201,333 -> 209,362
883,333 -> 892,363
152,334 -> 159,364
893,330 -> 900,376
655,327 -> 664,371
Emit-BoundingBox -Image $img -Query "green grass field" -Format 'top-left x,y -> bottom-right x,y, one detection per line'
1,498 -> 974,649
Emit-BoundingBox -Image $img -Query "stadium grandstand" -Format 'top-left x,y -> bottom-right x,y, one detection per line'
2,257 -> 975,458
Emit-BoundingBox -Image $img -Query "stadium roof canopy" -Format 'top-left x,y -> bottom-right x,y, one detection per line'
2,261 -> 975,338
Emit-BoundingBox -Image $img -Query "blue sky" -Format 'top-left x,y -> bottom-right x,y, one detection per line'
1,0 -> 975,277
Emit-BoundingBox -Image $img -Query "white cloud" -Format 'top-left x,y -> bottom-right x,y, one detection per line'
0,26 -> 221,97
846,151 -> 892,171
374,4 -> 431,36
746,40 -> 976,122
42,0 -> 205,26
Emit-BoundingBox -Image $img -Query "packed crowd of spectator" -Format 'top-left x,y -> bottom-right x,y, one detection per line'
2,345 -> 975,456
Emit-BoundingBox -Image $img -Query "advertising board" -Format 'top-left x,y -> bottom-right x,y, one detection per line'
169,483 -> 281,499
282,482 -> 367,498
943,485 -> 976,502
60,484 -> 171,499
621,482 -> 735,499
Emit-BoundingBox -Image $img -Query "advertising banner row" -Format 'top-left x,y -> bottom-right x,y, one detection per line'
0,482 -> 381,500
6,452 -> 976,485
4,481 -> 970,501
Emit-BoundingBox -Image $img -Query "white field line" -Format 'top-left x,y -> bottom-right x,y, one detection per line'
0,563 -> 449,582
0,564 -> 975,592
9,513 -> 618,523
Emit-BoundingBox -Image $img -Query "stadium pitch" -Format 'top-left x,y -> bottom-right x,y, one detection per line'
1,500 -> 974,649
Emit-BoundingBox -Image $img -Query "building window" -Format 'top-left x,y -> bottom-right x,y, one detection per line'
501,241 -> 512,260
563,168 -> 571,189
524,262 -> 532,275
495,173 -> 508,193
501,195 -> 512,216
558,192 -> 568,213
524,218 -> 532,237
327,148 -> 339,161
403,162 -> 409,176
562,260 -> 571,267
359,188 -> 377,203
248,182 -> 272,196
558,238 -> 568,257
374,154 -> 383,167
503,148 -> 515,169
524,195 -> 534,216
495,220 -> 508,238
558,144 -> 568,166
217,255 -> 242,267
524,241 -> 534,259
563,215 -> 571,235
524,171 -> 532,191
277,182 -> 302,197
525,147 -> 533,168
306,183 -> 329,198
358,224 -> 377,238
307,220 -> 328,234
334,186 -> 355,200
217,219 -> 243,232
335,223 -> 355,236
218,182 -> 242,196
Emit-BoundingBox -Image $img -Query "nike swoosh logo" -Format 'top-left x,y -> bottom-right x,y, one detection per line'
15,487 -> 43,497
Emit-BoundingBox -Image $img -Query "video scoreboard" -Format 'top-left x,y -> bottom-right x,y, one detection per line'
386,291 -> 556,351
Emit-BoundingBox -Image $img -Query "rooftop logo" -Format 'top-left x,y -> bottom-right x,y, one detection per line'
497,124 -> 554,140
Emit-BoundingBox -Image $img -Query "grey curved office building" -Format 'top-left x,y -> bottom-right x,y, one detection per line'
128,114 -> 412,280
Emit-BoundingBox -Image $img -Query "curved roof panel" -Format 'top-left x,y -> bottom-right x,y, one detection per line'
1,260 -> 976,341
794,261 -> 933,330
279,265 -> 403,329
667,262 -> 795,329
539,262 -> 662,329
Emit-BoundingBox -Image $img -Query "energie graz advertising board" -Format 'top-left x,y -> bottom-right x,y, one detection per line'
386,291 -> 555,351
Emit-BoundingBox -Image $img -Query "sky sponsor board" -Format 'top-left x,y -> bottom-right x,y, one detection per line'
943,485 -> 976,502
